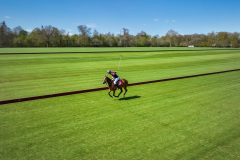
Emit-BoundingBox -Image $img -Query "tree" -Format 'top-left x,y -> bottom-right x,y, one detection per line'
151,35 -> 159,47
71,34 -> 79,47
189,34 -> 203,46
120,28 -> 133,47
230,32 -> 240,48
77,25 -> 92,47
0,21 -> 16,47
51,29 -> 65,47
104,32 -> 115,47
134,31 -> 151,47
91,29 -> 100,47
166,29 -> 178,47
216,32 -> 231,47
199,35 -> 209,47
182,35 -> 192,46
13,26 -> 24,35
41,25 -> 57,47
0,21 -> 7,47
207,32 -> 216,47
13,30 -> 28,47
77,25 -> 91,37
0,21 -> 240,48
63,33 -> 70,47
29,28 -> 44,47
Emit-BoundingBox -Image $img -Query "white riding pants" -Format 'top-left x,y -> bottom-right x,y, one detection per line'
114,77 -> 119,85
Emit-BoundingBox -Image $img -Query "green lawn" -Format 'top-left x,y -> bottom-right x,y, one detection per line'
0,47 -> 223,53
0,48 -> 240,101
0,71 -> 239,159
0,47 -> 240,159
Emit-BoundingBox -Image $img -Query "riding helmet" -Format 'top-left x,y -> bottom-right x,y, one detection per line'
107,70 -> 111,73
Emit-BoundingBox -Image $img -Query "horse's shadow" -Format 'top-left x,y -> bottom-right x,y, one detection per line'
118,95 -> 141,101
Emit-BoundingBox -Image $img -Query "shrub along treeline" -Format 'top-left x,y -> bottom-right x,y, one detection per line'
0,21 -> 240,48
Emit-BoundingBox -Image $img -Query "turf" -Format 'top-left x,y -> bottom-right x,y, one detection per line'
0,47 -> 240,159
0,71 -> 239,159
0,47 -> 224,53
0,48 -> 240,101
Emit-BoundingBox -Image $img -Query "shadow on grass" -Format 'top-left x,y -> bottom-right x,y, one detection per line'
118,95 -> 141,101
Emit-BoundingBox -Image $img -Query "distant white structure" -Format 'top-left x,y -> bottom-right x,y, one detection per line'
188,45 -> 194,47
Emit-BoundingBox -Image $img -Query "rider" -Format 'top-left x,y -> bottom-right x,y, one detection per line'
107,70 -> 119,89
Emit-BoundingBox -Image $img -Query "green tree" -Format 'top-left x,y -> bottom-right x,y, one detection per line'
13,30 -> 28,47
134,31 -> 151,47
207,32 -> 216,47
216,32 -> 231,47
29,28 -> 44,47
230,32 -> 240,48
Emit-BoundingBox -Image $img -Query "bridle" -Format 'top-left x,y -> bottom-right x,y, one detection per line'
103,76 -> 110,87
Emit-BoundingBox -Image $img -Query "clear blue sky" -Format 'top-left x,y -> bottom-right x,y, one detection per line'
1,0 -> 240,36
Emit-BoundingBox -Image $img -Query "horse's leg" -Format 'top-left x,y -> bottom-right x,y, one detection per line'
113,89 -> 117,97
117,87 -> 123,97
108,90 -> 113,98
123,87 -> 128,98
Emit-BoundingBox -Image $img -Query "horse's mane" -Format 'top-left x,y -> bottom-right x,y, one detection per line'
105,76 -> 112,82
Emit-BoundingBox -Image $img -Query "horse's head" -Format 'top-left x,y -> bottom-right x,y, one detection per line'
102,75 -> 108,84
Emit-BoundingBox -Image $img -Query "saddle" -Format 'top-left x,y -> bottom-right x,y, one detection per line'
117,79 -> 122,86
112,78 -> 122,86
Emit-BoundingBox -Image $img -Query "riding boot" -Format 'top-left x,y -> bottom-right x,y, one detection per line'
115,84 -> 119,90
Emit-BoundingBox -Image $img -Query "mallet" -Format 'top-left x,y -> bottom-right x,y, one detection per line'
117,55 -> 123,72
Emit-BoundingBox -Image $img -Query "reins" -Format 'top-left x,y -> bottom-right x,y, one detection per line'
105,77 -> 112,88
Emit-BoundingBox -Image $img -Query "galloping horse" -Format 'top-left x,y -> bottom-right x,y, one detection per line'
102,76 -> 128,98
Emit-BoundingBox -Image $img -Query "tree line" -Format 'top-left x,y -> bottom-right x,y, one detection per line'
0,21 -> 240,48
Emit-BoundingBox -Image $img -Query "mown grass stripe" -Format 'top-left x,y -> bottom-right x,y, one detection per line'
1,49 -> 240,55
1,68 -> 239,105
128,68 -> 240,86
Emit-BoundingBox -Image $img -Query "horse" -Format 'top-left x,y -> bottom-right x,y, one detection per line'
102,76 -> 128,98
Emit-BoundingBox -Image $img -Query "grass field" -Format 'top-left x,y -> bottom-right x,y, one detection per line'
0,47 -> 240,159
0,47 -> 222,53
1,48 -> 240,101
